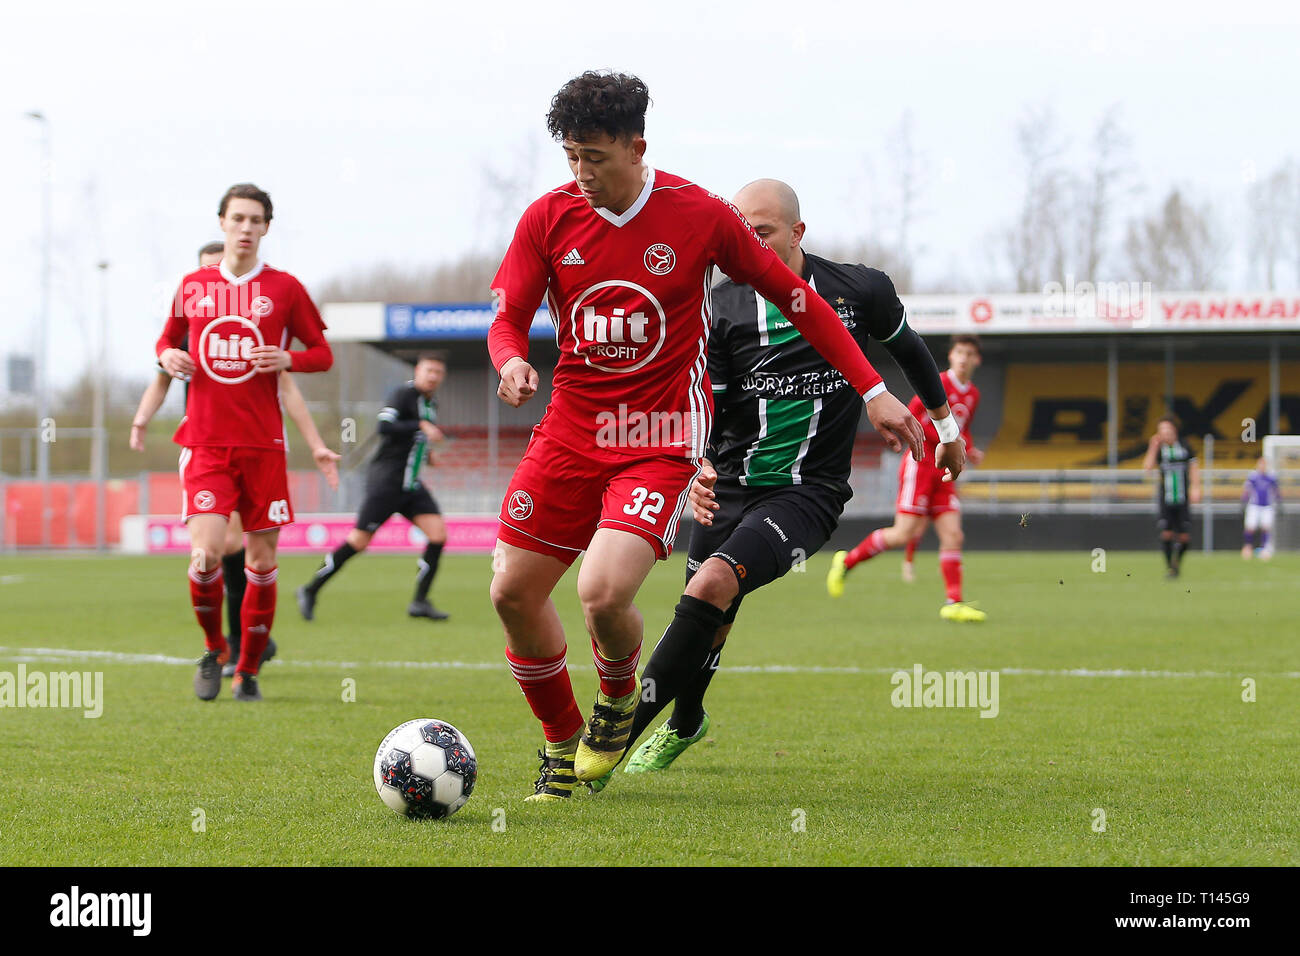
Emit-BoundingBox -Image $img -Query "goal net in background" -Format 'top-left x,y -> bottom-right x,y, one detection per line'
1262,435 -> 1300,552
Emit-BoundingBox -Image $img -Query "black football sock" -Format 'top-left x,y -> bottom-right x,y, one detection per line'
414,541 -> 444,602
1173,540 -> 1187,567
307,542 -> 357,594
223,549 -> 246,645
627,595 -> 727,748
668,640 -> 724,738
1162,538 -> 1173,567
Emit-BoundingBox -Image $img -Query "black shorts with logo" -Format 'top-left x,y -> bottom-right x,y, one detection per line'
1157,501 -> 1191,535
355,483 -> 440,533
686,479 -> 845,625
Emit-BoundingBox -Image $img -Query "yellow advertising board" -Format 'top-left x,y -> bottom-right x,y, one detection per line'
989,362 -> 1299,468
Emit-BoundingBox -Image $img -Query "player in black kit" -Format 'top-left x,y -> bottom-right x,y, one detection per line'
296,354 -> 451,621
587,179 -> 966,787
1141,416 -> 1201,577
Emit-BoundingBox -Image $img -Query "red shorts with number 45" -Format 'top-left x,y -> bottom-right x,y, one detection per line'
896,451 -> 960,517
498,428 -> 700,565
179,445 -> 293,533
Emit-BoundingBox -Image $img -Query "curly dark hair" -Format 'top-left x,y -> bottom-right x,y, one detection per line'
546,71 -> 650,143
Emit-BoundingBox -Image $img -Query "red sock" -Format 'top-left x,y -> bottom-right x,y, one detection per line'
188,565 -> 226,653
237,566 -> 277,675
506,646 -> 584,743
904,537 -> 919,563
939,549 -> 962,603
844,529 -> 889,569
592,638 -> 641,699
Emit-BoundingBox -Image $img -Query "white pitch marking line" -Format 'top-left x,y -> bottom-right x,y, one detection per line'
0,647 -> 1296,679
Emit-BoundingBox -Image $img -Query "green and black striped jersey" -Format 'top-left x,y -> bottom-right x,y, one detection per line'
708,253 -> 907,492
1156,440 -> 1196,506
368,383 -> 438,492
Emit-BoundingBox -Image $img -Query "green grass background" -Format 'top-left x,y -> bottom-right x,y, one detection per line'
0,549 -> 1295,866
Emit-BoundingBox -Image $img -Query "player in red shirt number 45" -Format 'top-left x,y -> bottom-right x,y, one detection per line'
156,184 -> 335,702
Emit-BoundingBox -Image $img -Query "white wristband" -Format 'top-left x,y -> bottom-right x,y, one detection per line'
932,415 -> 960,444
861,382 -> 888,404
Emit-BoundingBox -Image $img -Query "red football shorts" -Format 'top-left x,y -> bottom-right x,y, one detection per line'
896,450 -> 960,517
179,446 -> 293,533
498,427 -> 700,565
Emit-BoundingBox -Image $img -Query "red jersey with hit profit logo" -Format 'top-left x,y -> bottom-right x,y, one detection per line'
155,260 -> 332,450
488,167 -> 885,458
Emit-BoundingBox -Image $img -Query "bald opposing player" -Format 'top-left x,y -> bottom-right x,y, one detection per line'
589,179 -> 962,785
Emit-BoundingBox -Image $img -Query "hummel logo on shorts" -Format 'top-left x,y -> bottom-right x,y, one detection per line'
560,248 -> 585,265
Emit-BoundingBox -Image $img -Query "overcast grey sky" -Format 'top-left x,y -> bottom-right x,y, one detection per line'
3,0 -> 1298,388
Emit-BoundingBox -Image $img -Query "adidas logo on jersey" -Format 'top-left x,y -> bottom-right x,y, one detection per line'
561,248 -> 585,265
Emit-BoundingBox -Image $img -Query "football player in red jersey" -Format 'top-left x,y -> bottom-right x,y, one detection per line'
156,184 -> 335,701
133,240 -> 339,677
828,335 -> 987,621
487,71 -> 925,800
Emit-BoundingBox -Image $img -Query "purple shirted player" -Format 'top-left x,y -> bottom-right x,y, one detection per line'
1242,456 -> 1280,560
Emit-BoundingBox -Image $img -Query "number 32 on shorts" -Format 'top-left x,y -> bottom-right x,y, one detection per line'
623,486 -> 665,525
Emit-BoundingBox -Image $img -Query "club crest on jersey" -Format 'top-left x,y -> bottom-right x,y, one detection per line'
834,299 -> 857,329
250,295 -> 274,318
198,315 -> 266,385
570,281 -> 667,373
507,490 -> 533,520
643,244 -> 675,276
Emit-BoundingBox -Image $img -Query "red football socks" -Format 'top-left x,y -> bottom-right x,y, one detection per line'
844,528 -> 889,569
237,566 -> 277,674
591,638 -> 641,700
506,646 -> 584,743
188,565 -> 226,653
939,550 -> 963,602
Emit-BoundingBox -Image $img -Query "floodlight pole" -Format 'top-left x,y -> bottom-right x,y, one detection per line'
27,110 -> 52,545
94,261 -> 110,551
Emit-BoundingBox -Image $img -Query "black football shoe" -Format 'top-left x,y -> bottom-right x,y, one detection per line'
407,599 -> 450,621
194,647 -> 227,701
231,671 -> 262,702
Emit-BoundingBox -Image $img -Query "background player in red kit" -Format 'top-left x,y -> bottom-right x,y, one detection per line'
487,71 -> 924,800
828,335 -> 986,621
156,183 -> 334,701
133,240 -> 339,676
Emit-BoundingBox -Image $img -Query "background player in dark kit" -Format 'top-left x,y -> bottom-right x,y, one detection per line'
1142,416 -> 1201,577
297,354 -> 451,621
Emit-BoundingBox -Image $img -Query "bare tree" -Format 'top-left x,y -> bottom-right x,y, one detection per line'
1074,105 -> 1133,283
1005,104 -> 1070,292
474,134 -> 543,251
841,111 -> 924,292
1124,189 -> 1225,290
1248,157 -> 1300,289
315,249 -> 505,304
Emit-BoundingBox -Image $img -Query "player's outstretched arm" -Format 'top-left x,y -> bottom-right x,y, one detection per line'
280,372 -> 340,490
129,372 -> 172,451
1190,459 -> 1202,504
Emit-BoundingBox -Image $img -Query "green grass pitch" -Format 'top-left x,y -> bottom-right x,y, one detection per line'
0,549 -> 1295,866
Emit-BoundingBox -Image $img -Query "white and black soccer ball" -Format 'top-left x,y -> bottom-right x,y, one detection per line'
373,718 -> 477,819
